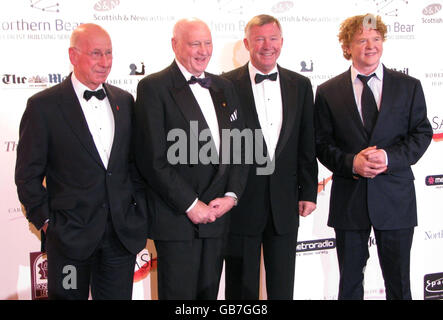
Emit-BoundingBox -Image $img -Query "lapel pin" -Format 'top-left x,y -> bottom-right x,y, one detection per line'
116,105 -> 120,111
222,102 -> 227,107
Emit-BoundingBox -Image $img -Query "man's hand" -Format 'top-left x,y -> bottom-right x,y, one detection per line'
299,201 -> 316,217
208,196 -> 236,218
366,148 -> 387,166
187,200 -> 217,224
353,146 -> 387,179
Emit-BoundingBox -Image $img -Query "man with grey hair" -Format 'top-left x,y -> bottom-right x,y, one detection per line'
222,14 -> 318,299
15,23 -> 148,299
134,18 -> 247,299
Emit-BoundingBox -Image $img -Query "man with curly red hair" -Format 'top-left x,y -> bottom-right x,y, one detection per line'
315,14 -> 432,300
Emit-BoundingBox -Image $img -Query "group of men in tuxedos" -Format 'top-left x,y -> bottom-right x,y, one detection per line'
15,12 -> 432,300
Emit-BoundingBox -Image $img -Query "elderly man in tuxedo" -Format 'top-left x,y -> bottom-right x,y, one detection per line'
15,23 -> 148,299
222,14 -> 318,300
134,18 -> 247,300
314,14 -> 432,299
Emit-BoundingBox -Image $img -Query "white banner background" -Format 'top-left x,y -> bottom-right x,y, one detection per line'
1,0 -> 442,300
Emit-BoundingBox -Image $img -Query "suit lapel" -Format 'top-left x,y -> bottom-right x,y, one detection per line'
169,62 -> 211,142
209,82 -> 229,147
370,65 -> 394,143
341,68 -> 368,140
169,62 -> 222,171
232,64 -> 271,161
233,64 -> 261,131
58,76 -> 105,168
103,84 -> 121,170
274,66 -> 297,160
208,77 -> 230,180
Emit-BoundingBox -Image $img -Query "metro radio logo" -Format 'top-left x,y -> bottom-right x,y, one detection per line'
296,238 -> 336,253
425,175 -> 443,186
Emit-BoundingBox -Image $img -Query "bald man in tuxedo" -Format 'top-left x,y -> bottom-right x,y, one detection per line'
16,24 -> 148,299
134,18 -> 247,300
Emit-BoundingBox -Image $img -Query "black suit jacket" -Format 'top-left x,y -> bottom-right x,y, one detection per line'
315,66 -> 433,230
222,63 -> 318,236
15,74 -> 148,260
134,61 -> 247,241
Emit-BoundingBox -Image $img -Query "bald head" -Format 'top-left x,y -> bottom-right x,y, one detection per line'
173,18 -> 209,39
70,23 -> 111,49
69,23 -> 113,89
171,18 -> 213,76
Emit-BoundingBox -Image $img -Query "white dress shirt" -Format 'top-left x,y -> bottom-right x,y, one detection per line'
248,62 -> 283,160
175,60 -> 237,212
176,59 -> 220,155
71,73 -> 115,169
350,62 -> 388,165
351,62 -> 384,120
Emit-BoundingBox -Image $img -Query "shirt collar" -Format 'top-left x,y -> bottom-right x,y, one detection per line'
71,72 -> 105,102
351,62 -> 384,83
175,58 -> 206,81
248,61 -> 279,83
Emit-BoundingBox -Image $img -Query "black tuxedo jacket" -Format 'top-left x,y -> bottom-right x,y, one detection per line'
15,74 -> 148,260
222,63 -> 318,236
315,66 -> 432,230
134,61 -> 247,241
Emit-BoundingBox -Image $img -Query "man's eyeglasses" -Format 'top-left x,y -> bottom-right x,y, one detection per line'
72,47 -> 112,60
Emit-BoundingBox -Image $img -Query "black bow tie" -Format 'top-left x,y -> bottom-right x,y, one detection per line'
255,72 -> 278,84
83,89 -> 106,101
188,76 -> 212,89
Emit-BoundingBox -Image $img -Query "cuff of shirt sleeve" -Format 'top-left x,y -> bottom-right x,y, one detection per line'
381,149 -> 389,166
224,192 -> 238,206
185,198 -> 198,213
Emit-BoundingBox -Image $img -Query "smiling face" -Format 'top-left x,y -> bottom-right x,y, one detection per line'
244,22 -> 283,74
172,19 -> 213,77
69,24 -> 112,90
345,27 -> 383,75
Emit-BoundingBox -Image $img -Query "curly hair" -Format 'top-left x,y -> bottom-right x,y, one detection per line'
338,14 -> 387,60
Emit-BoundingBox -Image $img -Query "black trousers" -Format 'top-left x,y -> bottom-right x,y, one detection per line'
335,227 -> 414,300
46,218 -> 136,300
155,236 -> 225,300
225,216 -> 298,300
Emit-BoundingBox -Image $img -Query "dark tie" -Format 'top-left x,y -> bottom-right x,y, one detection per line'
357,74 -> 378,135
188,76 -> 212,89
255,72 -> 278,84
83,88 -> 106,101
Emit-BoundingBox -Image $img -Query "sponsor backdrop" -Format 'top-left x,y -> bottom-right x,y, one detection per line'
1,0 -> 442,300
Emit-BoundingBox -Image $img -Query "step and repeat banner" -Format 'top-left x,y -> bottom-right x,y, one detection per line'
1,0 -> 442,300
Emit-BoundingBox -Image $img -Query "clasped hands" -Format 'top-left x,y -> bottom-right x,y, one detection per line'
353,146 -> 387,179
186,197 -> 236,225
